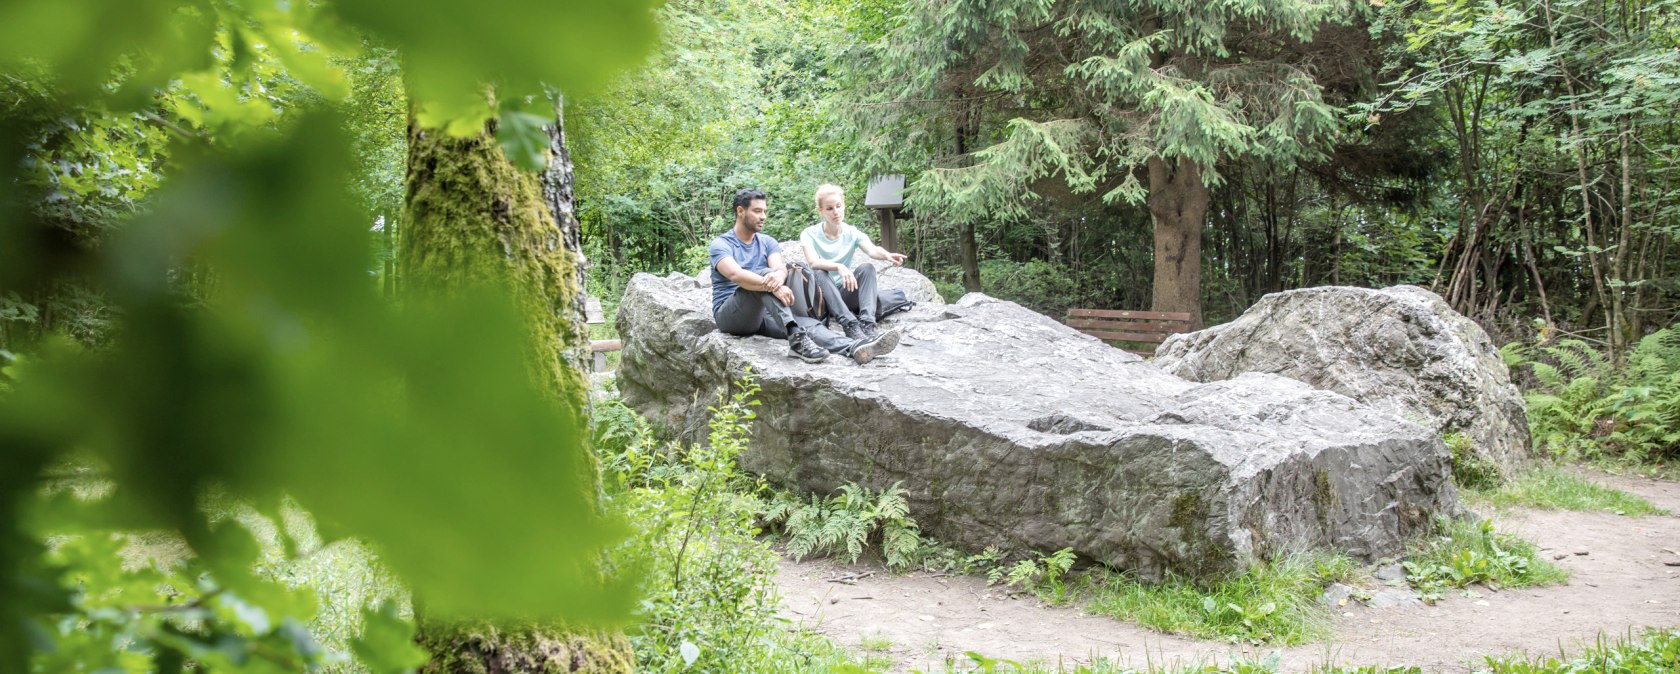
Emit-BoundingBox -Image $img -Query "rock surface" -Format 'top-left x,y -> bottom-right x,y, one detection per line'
1155,285 -> 1531,477
617,272 -> 1460,579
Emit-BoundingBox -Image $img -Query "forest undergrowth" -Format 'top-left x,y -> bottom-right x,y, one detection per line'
585,369 -> 1674,672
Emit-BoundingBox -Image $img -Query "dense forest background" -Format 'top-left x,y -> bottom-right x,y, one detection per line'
4,0 -> 1677,356
563,0 -> 1678,354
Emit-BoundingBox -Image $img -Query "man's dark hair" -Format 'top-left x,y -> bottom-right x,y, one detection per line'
732,188 -> 768,211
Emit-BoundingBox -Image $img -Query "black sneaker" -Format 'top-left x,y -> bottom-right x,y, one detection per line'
859,319 -> 882,340
787,331 -> 829,363
848,327 -> 901,365
840,318 -> 868,341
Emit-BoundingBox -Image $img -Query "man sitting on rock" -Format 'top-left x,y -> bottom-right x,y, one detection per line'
709,188 -> 898,365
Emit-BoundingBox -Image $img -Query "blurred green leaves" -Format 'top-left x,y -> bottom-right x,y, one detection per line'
3,1 -> 661,665
354,602 -> 431,674
1,0 -> 659,145
333,0 -> 659,132
4,111 -> 633,622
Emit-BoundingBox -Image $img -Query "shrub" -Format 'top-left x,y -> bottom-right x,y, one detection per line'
595,375 -> 868,673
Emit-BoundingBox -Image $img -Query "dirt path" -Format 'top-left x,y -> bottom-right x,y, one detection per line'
775,470 -> 1680,672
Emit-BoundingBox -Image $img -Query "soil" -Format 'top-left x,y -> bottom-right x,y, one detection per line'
775,468 -> 1680,672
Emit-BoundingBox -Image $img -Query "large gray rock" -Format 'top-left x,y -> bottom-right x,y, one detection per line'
616,272 -> 1459,579
1154,285 -> 1530,477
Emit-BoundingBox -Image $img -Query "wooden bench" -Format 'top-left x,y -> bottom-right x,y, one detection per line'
586,297 -> 621,372
1064,308 -> 1194,357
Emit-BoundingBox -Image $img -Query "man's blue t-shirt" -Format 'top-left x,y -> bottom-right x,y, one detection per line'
708,230 -> 782,312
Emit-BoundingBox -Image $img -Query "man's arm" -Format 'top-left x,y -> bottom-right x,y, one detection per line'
763,252 -> 788,291
716,256 -> 794,304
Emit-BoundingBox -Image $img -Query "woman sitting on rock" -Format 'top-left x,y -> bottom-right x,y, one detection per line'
797,183 -> 908,341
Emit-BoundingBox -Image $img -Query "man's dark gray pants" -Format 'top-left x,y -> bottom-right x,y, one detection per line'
812,263 -> 879,323
712,269 -> 853,355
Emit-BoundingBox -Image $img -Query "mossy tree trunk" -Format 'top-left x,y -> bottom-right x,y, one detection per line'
402,96 -> 630,674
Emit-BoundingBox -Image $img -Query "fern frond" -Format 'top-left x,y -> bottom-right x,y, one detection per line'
1006,559 -> 1041,587
1499,342 -> 1530,368
1045,548 -> 1077,576
883,523 -> 921,570
1529,362 -> 1565,390
1630,328 -> 1680,385
1545,340 -> 1599,381
818,511 -> 851,551
838,483 -> 869,512
842,516 -> 870,562
876,485 -> 910,522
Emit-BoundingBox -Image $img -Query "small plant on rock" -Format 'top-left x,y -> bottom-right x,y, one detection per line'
1444,431 -> 1503,489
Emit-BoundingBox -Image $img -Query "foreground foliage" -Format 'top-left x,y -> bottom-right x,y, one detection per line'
22,478 -> 420,673
2,0 -> 665,668
593,379 -> 871,673
1485,629 -> 1680,673
1402,517 -> 1568,603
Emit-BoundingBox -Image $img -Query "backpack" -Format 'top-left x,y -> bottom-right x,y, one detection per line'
875,287 -> 916,319
786,262 -> 916,321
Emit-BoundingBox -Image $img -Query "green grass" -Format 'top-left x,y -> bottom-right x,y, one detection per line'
1471,465 -> 1668,516
928,651 -> 1422,673
1403,516 -> 1568,601
1484,628 -> 1680,673
1587,457 -> 1680,483
859,633 -> 894,652
1081,554 -> 1357,646
918,631 -> 1680,674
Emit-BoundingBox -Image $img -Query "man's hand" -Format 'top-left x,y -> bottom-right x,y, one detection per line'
839,268 -> 858,292
886,252 -> 907,266
762,266 -> 786,292
772,286 -> 795,305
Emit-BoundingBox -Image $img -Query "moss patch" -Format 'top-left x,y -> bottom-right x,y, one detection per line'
419,621 -> 634,674
1313,469 -> 1339,529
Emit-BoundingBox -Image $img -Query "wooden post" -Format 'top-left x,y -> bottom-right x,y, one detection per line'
878,208 -> 899,254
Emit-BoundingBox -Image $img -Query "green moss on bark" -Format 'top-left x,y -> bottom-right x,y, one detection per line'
403,114 -> 590,415
418,621 -> 633,674
403,102 -> 628,673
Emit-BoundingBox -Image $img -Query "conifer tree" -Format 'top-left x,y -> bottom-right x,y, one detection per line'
839,0 -> 1352,324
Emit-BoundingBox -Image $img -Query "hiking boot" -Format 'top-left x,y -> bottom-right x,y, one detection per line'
859,319 -> 882,340
840,318 -> 868,341
848,327 -> 901,365
787,330 -> 829,363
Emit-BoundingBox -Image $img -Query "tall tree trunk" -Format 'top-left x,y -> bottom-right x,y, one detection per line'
954,105 -> 982,293
403,96 -> 631,674
1147,155 -> 1207,328
958,221 -> 982,292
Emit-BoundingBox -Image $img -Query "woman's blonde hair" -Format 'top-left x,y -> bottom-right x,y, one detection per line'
813,183 -> 845,211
